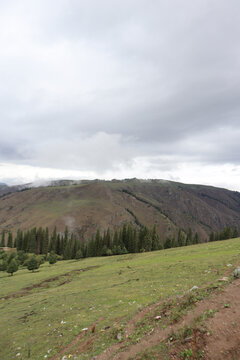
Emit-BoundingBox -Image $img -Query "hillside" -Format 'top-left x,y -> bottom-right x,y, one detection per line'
0,179 -> 240,241
1,238 -> 240,359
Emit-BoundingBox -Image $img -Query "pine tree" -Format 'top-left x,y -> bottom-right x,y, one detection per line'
56,234 -> 61,255
186,228 -> 193,245
7,231 -> 13,248
127,224 -> 134,253
122,224 -> 128,249
193,232 -> 199,244
177,229 -> 185,247
16,229 -> 23,250
164,237 -> 172,249
63,226 -> 69,250
151,224 -> 159,250
63,239 -> 72,260
95,229 -> 102,256
133,228 -> 138,253
0,231 -> 5,247
42,228 -> 49,256
50,226 -> 57,252
144,230 -> 152,252
36,227 -> 42,255
233,226 -> 239,238
106,228 -> 112,249
29,228 -> 37,253
209,231 -> 215,242
75,249 -> 83,259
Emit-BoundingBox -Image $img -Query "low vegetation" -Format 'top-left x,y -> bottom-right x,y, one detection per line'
0,237 -> 240,359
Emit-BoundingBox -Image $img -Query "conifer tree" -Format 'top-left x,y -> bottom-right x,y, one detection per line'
29,228 -> 37,253
36,227 -> 42,255
164,237 -> 172,249
56,233 -> 61,255
7,231 -> 13,248
193,232 -> 199,244
133,228 -> 138,253
16,229 -> 23,250
177,229 -> 185,247
95,229 -> 102,256
75,249 -> 83,259
50,226 -> 57,252
186,228 -> 193,245
106,228 -> 112,249
144,229 -> 152,252
42,228 -> 49,256
63,226 -> 69,250
151,225 -> 159,250
233,226 -> 239,238
209,231 -> 215,242
0,231 -> 5,247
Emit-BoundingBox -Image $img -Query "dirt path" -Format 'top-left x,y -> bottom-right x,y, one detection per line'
200,279 -> 240,360
97,278 -> 240,360
51,277 -> 240,360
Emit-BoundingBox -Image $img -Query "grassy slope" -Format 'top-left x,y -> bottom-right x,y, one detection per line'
0,238 -> 240,359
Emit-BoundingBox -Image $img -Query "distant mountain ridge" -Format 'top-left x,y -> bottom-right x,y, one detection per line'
0,178 -> 239,242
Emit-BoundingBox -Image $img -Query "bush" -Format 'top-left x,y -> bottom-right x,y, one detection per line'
27,256 -> 40,272
0,251 -> 7,260
17,250 -> 28,265
106,248 -> 113,256
7,259 -> 18,276
36,255 -> 45,265
7,252 -> 17,264
48,251 -> 57,264
75,249 -> 83,260
0,259 -> 7,271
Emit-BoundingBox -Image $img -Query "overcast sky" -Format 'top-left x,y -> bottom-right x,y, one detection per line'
0,0 -> 240,190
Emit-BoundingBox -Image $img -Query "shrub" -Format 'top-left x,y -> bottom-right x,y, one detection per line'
0,259 -> 7,271
36,255 -> 45,265
75,249 -> 83,260
17,250 -> 28,265
48,251 -> 57,264
7,259 -> 18,276
7,252 -> 17,264
27,256 -> 40,272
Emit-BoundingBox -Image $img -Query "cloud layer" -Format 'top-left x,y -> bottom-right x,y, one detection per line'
1,0 -> 240,189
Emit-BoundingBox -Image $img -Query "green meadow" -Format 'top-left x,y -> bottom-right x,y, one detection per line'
1,238 -> 240,360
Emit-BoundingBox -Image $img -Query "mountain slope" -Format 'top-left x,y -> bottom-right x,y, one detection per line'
0,179 -> 240,241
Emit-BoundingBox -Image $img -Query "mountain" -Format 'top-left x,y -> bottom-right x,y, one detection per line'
0,178 -> 240,242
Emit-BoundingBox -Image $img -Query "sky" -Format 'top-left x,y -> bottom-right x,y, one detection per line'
1,0 -> 240,190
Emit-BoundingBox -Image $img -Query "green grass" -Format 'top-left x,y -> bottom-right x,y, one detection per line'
0,238 -> 240,359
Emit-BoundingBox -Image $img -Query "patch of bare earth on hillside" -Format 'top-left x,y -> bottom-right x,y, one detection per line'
102,279 -> 240,360
1,266 -> 99,301
48,273 -> 240,360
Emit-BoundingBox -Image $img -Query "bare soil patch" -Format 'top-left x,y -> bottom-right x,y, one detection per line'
97,278 -> 240,360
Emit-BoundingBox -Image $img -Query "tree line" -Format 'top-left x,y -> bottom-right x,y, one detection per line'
209,226 -> 239,242
0,223 -> 201,260
0,223 -> 239,263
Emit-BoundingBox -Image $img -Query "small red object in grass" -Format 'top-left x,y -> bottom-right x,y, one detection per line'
155,315 -> 161,320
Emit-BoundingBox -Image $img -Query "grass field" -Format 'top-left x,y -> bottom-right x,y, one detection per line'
1,238 -> 240,360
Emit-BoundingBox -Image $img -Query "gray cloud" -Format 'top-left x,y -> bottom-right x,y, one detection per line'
0,0 -> 240,185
